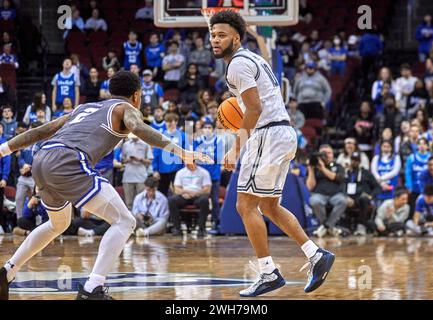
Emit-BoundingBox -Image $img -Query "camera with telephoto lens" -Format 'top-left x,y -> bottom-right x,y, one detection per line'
142,212 -> 153,227
308,152 -> 327,167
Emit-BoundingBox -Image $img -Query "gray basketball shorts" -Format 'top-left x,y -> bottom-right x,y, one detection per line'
32,142 -> 109,211
237,124 -> 298,197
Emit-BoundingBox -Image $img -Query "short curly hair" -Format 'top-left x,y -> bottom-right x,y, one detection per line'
210,10 -> 246,41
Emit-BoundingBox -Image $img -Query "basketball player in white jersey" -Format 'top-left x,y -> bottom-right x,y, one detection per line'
210,11 -> 335,296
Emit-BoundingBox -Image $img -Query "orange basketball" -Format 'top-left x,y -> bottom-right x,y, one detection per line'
217,97 -> 243,132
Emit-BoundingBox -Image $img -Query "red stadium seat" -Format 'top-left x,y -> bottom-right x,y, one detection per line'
164,89 -> 180,102
88,31 -> 108,46
0,64 -> 17,88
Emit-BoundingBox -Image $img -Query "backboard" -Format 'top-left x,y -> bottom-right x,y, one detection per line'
154,0 -> 299,28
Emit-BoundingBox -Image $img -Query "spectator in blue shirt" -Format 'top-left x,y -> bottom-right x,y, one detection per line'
419,156 -> 433,193
152,112 -> 186,196
0,122 -> 10,234
0,0 -> 16,21
151,106 -> 167,133
328,36 -> 347,76
194,120 -> 224,232
13,191 -> 48,236
145,32 -> 165,81
416,15 -> 433,62
53,97 -> 74,118
405,137 -> 431,217
359,28 -> 383,79
0,104 -> 16,140
406,184 -> 433,236
123,30 -> 143,71
141,69 -> 164,109
99,66 -> 115,100
0,44 -> 18,69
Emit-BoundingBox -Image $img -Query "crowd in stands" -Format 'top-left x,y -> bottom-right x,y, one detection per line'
2,0 -> 433,240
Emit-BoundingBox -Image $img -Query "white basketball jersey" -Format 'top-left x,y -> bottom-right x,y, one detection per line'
225,48 -> 290,128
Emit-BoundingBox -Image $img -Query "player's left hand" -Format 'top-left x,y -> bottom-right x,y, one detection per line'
0,179 -> 6,188
223,148 -> 239,171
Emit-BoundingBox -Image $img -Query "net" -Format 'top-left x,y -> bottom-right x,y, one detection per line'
201,7 -> 240,35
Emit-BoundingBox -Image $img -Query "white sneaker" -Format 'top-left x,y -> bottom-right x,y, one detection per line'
313,225 -> 327,238
0,225 -> 4,235
77,227 -> 94,237
135,228 -> 146,237
354,224 -> 366,236
328,227 -> 342,237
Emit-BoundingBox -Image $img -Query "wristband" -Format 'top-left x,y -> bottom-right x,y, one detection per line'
0,142 -> 11,157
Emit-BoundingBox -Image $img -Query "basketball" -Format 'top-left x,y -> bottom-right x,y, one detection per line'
217,97 -> 243,132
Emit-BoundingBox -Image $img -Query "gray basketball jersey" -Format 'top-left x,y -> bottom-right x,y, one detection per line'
46,98 -> 129,166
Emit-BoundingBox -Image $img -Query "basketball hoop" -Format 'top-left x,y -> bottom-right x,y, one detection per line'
201,7 -> 240,34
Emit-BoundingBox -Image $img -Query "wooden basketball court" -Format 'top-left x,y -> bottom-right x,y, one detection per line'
1,234 -> 432,300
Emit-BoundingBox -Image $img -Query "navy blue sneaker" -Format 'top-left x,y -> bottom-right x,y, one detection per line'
239,268 -> 286,297
301,248 -> 335,293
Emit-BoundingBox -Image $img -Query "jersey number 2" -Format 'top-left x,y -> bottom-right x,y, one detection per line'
70,108 -> 99,124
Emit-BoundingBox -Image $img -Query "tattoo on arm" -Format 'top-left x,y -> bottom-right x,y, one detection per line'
123,106 -> 182,153
8,115 -> 70,152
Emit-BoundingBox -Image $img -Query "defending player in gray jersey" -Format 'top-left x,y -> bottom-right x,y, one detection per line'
0,71 -> 212,300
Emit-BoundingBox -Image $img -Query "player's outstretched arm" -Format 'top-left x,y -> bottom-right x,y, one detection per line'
122,105 -> 213,164
0,114 -> 70,157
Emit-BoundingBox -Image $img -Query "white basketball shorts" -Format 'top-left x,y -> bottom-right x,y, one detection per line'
237,124 -> 298,197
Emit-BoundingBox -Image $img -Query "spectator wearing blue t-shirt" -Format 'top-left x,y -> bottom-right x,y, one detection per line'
406,184 -> 433,236
53,97 -> 74,118
405,137 -> 431,217
419,156 -> 433,193
0,104 -> 16,140
194,121 -> 224,232
145,32 -> 165,81
13,192 -> 49,236
0,0 -> 16,21
328,36 -> 347,76
151,106 -> 167,133
359,28 -> 383,79
416,15 -> 433,62
99,66 -> 115,100
51,58 -> 80,111
23,92 -> 52,125
152,113 -> 187,196
0,43 -> 18,69
123,30 -> 143,71
141,69 -> 164,109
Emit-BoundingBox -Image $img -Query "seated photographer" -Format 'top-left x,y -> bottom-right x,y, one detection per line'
345,152 -> 381,236
13,190 -> 48,236
406,184 -> 433,236
373,188 -> 409,237
132,177 -> 169,237
169,162 -> 211,238
306,144 -> 347,238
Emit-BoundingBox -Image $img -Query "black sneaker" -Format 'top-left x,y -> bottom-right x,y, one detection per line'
171,228 -> 182,236
75,284 -> 114,300
0,267 -> 10,300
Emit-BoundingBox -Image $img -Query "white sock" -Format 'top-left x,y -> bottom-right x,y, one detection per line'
4,205 -> 72,283
84,273 -> 106,293
301,240 -> 319,259
258,256 -> 276,274
4,261 -> 16,283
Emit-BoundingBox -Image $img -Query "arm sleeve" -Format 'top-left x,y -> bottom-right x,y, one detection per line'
321,76 -> 332,104
132,194 -> 140,216
23,105 -> 31,126
371,81 -> 379,101
152,147 -> 160,172
396,205 -> 410,223
226,57 -> 258,94
371,155 -> 381,181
